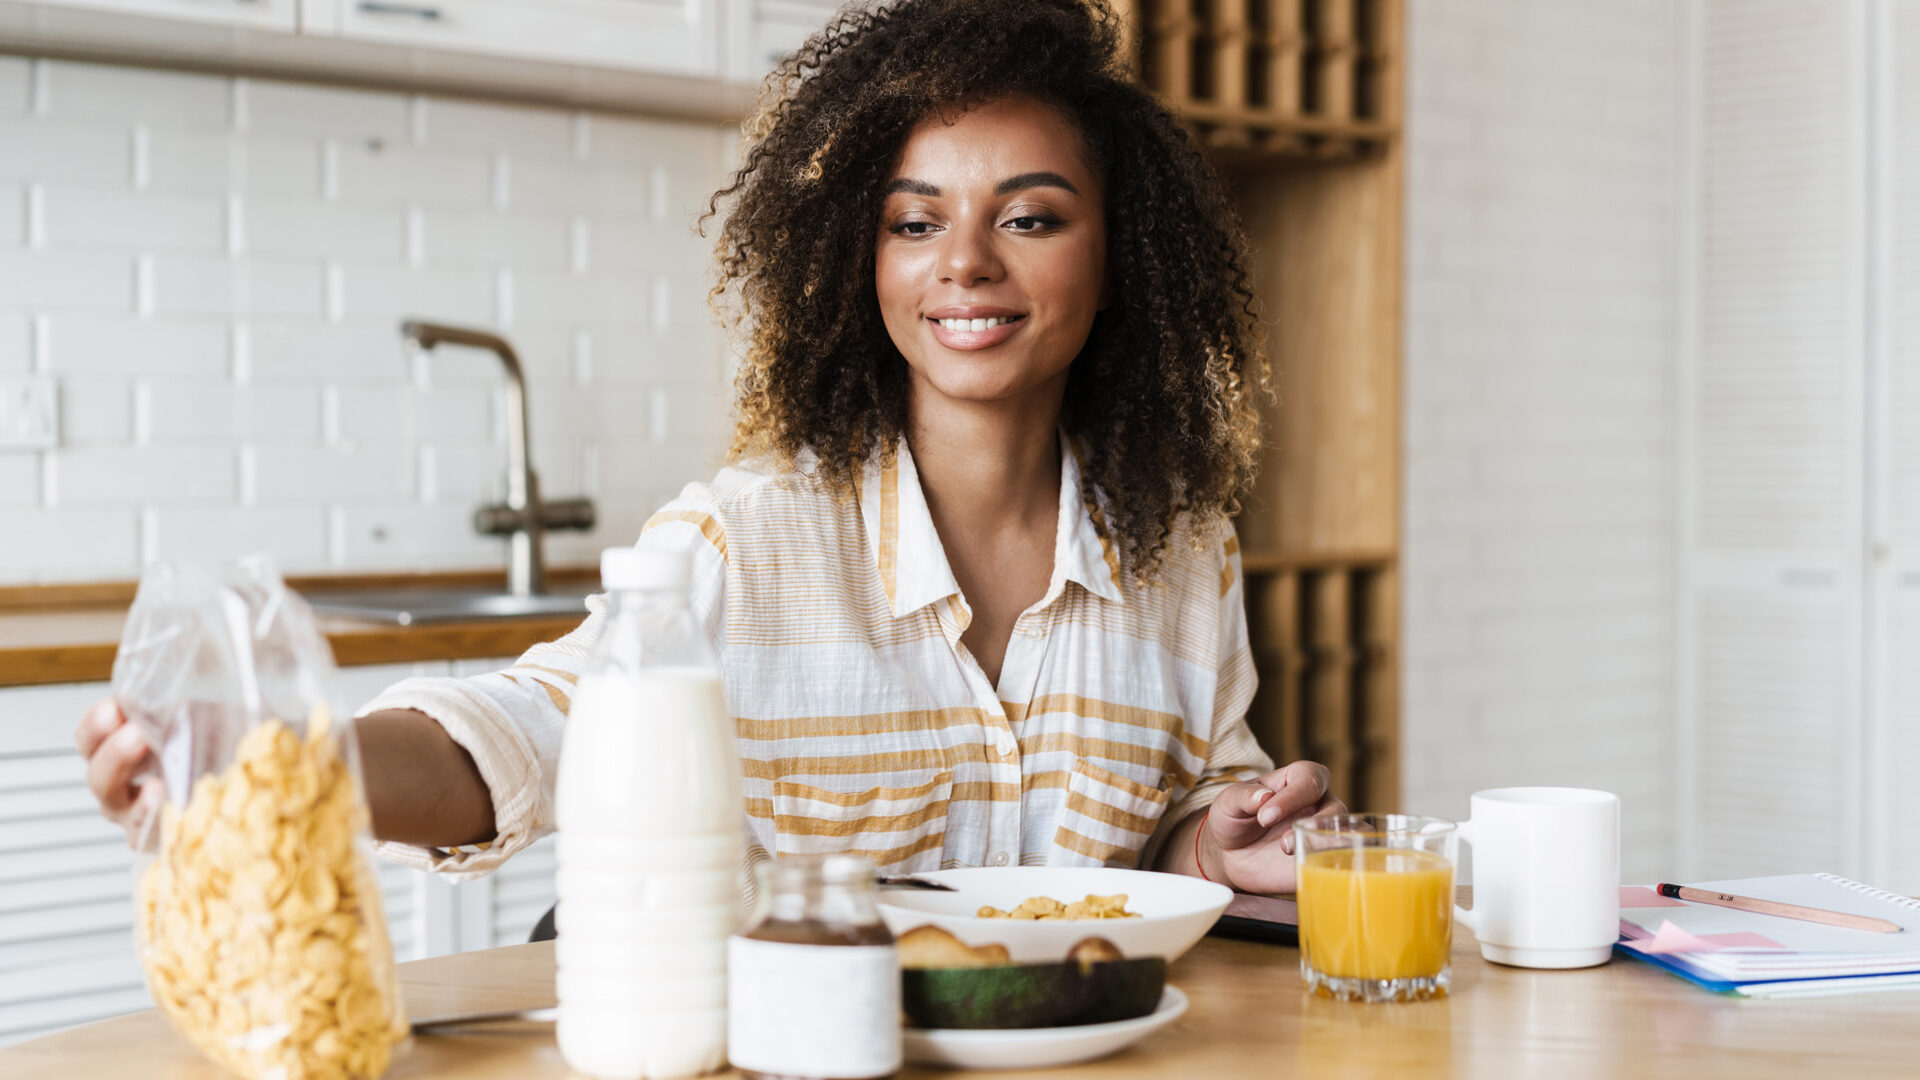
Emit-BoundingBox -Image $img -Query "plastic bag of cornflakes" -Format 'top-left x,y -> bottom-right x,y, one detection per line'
114,556 -> 408,1080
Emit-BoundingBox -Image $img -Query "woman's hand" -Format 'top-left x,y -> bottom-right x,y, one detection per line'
1198,761 -> 1344,895
77,697 -> 496,850
75,697 -> 163,848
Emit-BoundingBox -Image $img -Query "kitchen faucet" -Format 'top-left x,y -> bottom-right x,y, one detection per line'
400,320 -> 595,597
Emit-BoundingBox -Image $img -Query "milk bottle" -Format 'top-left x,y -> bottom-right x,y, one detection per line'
554,546 -> 743,1079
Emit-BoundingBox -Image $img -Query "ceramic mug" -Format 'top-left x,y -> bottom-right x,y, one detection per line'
1452,787 -> 1619,969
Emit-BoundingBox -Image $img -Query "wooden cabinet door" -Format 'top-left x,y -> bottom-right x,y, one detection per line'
24,0 -> 298,30
314,0 -> 721,78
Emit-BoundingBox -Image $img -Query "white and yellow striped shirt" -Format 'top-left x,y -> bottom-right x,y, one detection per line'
357,434 -> 1271,881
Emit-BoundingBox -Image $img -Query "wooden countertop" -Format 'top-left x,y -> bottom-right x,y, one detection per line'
0,569 -> 598,688
3,930 -> 1913,1078
0,550 -> 1388,688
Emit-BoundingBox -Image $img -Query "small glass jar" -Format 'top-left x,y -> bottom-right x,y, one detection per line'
727,855 -> 901,1080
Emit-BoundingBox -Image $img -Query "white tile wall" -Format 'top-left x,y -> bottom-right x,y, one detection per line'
41,187 -> 226,253
0,56 -> 28,115
0,58 -> 735,584
42,60 -> 232,131
0,119 -> 129,185
0,313 -> 27,373
1403,0 -> 1680,882
53,445 -> 237,504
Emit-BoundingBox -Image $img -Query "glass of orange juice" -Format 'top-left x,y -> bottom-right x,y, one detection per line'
1294,814 -> 1458,1002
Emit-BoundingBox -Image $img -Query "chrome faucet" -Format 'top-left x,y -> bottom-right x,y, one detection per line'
400,320 -> 595,597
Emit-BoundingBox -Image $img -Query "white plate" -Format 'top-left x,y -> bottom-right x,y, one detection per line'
878,866 -> 1232,963
902,986 -> 1189,1070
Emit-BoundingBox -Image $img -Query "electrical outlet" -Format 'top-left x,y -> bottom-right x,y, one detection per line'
0,376 -> 58,450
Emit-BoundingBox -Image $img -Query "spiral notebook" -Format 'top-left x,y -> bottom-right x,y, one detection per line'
1617,874 -> 1920,997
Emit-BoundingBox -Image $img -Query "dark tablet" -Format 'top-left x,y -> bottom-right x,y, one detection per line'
1207,892 -> 1300,947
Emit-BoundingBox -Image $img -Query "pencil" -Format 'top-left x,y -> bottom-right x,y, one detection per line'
1656,883 -> 1903,934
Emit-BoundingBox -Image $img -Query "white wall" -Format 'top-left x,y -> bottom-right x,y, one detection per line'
1401,0 -> 1681,881
0,57 -> 736,584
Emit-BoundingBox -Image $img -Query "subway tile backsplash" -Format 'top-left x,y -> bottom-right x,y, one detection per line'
0,58 -> 736,583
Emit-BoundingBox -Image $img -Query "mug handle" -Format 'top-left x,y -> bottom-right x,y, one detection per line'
1451,818 -> 1477,934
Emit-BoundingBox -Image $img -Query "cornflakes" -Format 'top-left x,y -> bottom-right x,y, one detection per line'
138,711 -> 408,1080
975,893 -> 1142,920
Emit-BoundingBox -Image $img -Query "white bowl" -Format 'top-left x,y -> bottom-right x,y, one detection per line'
903,986 -> 1188,1070
877,867 -> 1231,964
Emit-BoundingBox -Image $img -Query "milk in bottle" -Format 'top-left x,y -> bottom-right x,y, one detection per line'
554,546 -> 743,1079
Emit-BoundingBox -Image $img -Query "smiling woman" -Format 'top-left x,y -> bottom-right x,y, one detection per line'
710,0 -> 1268,589
78,0 -> 1343,918
875,100 -> 1109,418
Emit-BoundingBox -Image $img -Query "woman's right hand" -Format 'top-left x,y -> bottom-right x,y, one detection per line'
75,697 -> 162,846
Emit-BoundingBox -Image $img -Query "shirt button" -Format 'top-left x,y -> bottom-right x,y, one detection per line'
998,734 -> 1017,756
992,851 -> 1011,866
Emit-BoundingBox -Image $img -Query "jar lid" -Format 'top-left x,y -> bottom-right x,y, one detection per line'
600,546 -> 691,591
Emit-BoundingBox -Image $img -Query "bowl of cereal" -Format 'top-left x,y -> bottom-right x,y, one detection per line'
876,867 -> 1232,963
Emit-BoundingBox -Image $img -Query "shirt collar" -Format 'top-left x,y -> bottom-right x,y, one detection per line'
859,432 -> 1125,619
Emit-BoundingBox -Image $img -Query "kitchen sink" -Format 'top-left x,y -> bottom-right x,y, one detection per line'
305,586 -> 596,626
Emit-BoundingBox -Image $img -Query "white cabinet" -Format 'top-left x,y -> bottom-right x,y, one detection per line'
1684,0 -> 1920,895
0,659 -> 555,1048
307,0 -> 722,78
0,0 -> 758,117
723,0 -> 841,84
23,0 -> 298,30
0,682 -> 146,1047
31,0 -> 858,93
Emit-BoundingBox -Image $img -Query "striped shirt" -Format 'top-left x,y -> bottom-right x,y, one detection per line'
356,433 -> 1271,882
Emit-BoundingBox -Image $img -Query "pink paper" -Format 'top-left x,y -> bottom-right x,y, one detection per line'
1698,932 -> 1784,949
1628,920 -> 1724,955
1620,886 -> 1686,908
1623,919 -> 1784,955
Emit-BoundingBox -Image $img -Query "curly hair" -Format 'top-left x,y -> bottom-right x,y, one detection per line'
703,0 -> 1268,582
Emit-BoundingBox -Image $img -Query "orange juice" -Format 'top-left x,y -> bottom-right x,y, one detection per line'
1298,848 -> 1453,980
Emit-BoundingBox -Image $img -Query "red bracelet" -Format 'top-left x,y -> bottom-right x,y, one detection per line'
1194,808 -> 1213,882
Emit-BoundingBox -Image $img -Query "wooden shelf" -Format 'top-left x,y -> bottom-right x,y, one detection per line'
1117,0 -> 1401,164
1117,2 -> 1406,804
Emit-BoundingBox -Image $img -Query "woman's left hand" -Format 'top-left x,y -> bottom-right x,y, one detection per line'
1200,761 -> 1345,895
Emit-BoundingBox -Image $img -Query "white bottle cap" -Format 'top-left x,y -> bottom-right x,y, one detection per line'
600,546 -> 692,591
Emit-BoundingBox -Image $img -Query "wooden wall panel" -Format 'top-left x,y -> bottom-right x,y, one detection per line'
1114,0 -> 1403,809
1359,566 -> 1399,811
1246,570 -> 1307,765
1228,148 -> 1402,558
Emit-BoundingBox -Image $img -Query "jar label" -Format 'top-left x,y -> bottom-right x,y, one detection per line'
727,938 -> 902,1077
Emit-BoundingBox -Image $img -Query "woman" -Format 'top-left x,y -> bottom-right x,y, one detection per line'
78,0 -> 1341,895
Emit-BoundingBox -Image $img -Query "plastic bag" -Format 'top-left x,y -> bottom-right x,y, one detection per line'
114,556 -> 409,1080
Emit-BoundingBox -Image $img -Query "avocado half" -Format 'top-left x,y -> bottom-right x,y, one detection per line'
902,957 -> 1167,1030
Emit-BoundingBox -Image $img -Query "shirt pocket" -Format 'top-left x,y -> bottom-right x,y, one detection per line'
771,770 -> 953,874
1049,759 -> 1174,869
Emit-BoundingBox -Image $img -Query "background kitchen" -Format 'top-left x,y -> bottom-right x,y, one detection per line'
1,0 -> 1914,1049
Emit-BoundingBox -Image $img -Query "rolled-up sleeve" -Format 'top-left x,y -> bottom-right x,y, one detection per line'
355,481 -> 731,879
354,605 -> 604,879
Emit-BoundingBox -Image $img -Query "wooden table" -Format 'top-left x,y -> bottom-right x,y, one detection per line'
3,929 -> 1915,1079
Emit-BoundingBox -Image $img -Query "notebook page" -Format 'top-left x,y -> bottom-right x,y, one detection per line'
1621,874 -> 1920,979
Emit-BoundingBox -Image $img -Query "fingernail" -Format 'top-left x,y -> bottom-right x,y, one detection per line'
1283,834 -> 1294,854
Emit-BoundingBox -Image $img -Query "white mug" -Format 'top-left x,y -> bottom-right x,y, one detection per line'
1452,787 -> 1619,969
